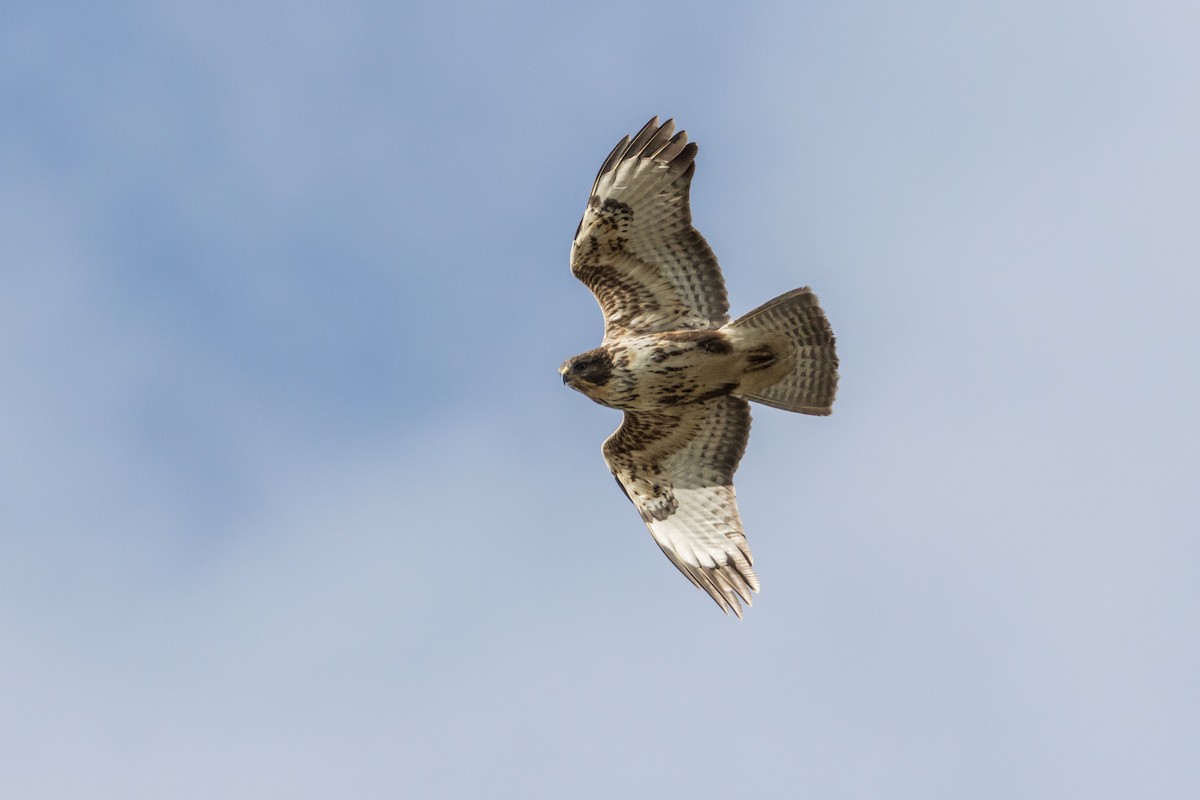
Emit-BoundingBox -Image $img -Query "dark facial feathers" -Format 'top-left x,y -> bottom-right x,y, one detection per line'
562,348 -> 614,387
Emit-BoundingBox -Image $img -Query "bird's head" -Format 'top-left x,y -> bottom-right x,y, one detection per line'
559,347 -> 615,404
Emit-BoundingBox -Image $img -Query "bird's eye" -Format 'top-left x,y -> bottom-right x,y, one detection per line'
573,360 -> 589,373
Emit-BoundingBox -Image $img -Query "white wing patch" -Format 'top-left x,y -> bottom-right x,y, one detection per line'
646,486 -> 759,617
603,396 -> 758,617
570,117 -> 729,342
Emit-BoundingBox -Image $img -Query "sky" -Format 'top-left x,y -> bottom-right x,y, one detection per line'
2,1 -> 1198,797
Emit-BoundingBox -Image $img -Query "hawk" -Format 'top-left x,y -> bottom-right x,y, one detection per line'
560,117 -> 839,618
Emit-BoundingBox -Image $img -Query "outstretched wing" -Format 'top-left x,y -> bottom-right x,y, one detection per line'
602,396 -> 758,617
571,117 -> 729,342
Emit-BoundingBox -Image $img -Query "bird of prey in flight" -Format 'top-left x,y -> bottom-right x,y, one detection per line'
561,117 -> 839,617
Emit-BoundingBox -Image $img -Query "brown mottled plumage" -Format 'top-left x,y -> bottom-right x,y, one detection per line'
561,117 -> 839,618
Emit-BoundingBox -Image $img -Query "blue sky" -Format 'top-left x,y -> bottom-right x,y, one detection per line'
3,1 -> 1198,797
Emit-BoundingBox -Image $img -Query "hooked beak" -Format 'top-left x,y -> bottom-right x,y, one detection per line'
559,365 -> 569,385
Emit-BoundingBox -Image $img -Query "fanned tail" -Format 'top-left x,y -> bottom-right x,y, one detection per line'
724,287 -> 838,414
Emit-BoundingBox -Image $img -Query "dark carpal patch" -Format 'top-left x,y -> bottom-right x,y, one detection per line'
575,196 -> 633,241
600,197 -> 633,223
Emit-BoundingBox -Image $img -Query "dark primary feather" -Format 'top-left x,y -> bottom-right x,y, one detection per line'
570,117 -> 729,342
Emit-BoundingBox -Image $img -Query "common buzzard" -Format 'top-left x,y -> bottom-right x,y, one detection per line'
561,117 -> 839,617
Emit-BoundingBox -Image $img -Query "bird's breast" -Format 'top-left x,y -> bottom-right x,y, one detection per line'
598,332 -> 744,410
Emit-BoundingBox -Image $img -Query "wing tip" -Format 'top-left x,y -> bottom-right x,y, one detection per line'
658,540 -> 760,619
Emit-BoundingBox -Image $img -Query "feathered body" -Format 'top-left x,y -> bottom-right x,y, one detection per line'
564,329 -> 784,411
561,117 -> 839,617
564,331 -> 777,410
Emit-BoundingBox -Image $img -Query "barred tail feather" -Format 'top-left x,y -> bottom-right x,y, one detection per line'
725,287 -> 839,415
